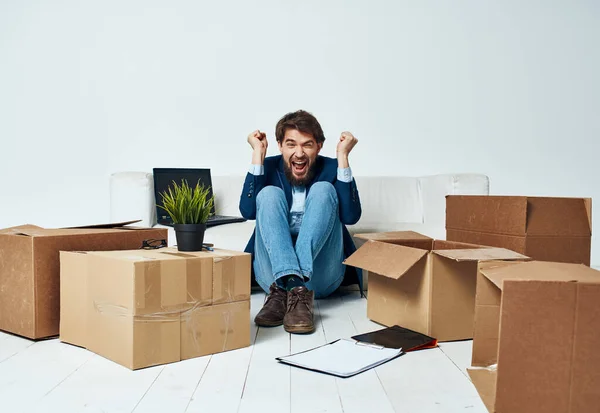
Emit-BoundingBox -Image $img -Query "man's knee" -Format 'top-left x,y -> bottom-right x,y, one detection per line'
256,186 -> 285,207
308,182 -> 338,205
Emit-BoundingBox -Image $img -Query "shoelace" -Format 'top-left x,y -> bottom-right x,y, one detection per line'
287,290 -> 310,312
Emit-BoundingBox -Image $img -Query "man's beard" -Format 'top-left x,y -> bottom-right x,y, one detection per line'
284,158 -> 317,187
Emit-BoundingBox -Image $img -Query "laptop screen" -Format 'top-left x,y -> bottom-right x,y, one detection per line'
152,168 -> 217,225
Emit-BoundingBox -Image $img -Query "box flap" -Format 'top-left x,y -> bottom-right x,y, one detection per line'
526,197 -> 592,236
62,220 -> 142,229
584,198 -> 592,232
433,248 -> 528,262
0,221 -> 146,237
343,240 -> 428,280
432,240 -> 485,250
354,231 -> 432,242
0,224 -> 44,236
495,279 -> 578,412
479,261 -> 600,290
467,367 -> 497,412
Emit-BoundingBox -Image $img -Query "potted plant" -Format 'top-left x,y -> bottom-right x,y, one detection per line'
157,179 -> 214,252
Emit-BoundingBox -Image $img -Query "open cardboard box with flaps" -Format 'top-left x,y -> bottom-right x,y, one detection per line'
344,231 -> 529,342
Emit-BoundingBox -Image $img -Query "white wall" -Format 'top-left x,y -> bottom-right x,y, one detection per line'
1,0 -> 598,264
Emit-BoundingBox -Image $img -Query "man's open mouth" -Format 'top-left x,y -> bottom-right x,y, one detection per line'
291,159 -> 308,175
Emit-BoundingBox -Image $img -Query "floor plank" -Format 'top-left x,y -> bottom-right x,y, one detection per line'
237,323 -> 291,413
185,292 -> 264,413
0,332 -> 35,364
438,340 -> 474,378
238,292 -> 291,413
0,339 -> 95,413
131,356 -> 212,413
376,347 -> 486,413
321,293 -> 395,413
32,354 -> 165,413
185,347 -> 254,413
289,297 -> 343,413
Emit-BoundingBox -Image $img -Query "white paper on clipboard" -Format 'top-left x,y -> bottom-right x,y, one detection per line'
276,338 -> 403,378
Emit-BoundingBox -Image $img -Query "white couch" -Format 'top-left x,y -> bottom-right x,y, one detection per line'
109,172 -> 490,253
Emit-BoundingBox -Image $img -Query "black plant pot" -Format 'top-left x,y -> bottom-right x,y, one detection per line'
174,223 -> 207,252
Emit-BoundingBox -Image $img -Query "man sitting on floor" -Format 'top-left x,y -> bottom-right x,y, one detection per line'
239,109 -> 363,334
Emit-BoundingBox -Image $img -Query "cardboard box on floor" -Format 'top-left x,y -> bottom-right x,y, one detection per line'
446,195 -> 592,265
60,247 -> 251,370
0,221 -> 168,339
468,261 -> 600,413
344,231 -> 528,342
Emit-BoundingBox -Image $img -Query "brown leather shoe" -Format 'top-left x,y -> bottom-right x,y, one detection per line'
284,286 -> 315,334
254,283 -> 287,327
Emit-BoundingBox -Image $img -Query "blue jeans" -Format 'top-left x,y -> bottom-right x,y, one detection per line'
253,182 -> 345,299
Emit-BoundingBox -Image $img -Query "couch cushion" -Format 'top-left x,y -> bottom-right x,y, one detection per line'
354,176 -> 423,226
211,176 -> 246,217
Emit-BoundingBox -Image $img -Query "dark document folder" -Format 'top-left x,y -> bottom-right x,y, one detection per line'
351,325 -> 438,352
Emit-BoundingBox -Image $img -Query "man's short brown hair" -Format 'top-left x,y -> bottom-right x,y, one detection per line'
275,110 -> 326,144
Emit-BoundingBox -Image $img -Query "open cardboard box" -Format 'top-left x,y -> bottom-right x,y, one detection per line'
468,260 -> 600,412
344,231 -> 528,342
60,247 -> 251,370
446,196 -> 592,265
0,220 -> 168,339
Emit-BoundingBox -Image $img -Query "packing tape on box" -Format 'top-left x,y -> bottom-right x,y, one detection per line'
93,299 -> 244,356
92,259 -> 239,322
132,259 -> 213,315
135,254 -> 240,313
93,299 -> 206,322
180,304 -> 235,354
212,255 -> 249,304
213,256 -> 233,304
469,364 -> 498,372
220,310 -> 232,351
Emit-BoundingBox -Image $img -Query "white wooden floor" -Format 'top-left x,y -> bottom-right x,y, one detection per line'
0,291 -> 486,413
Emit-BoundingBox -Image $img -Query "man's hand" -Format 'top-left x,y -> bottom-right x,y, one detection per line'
248,130 -> 268,164
336,131 -> 358,168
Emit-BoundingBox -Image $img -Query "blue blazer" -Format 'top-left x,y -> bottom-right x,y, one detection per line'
239,155 -> 363,294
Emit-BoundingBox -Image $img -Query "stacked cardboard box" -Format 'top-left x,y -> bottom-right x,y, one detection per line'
60,247 -> 251,370
468,260 -> 600,412
0,222 -> 168,339
344,231 -> 528,342
446,196 -> 592,265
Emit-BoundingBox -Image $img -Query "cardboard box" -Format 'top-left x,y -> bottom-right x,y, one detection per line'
446,195 -> 592,265
0,222 -> 168,339
60,247 -> 251,370
344,231 -> 528,341
468,261 -> 600,412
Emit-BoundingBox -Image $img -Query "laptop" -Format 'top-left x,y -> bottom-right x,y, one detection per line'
153,168 -> 247,228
